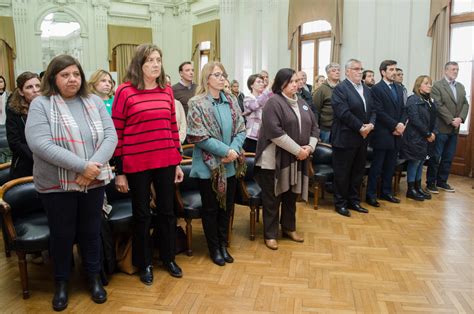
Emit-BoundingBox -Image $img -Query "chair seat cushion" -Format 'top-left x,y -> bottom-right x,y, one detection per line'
108,199 -> 133,234
13,213 -> 50,252
181,191 -> 201,219
314,164 -> 334,181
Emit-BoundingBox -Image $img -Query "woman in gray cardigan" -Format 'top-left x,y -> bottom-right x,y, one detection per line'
255,68 -> 319,250
25,55 -> 117,311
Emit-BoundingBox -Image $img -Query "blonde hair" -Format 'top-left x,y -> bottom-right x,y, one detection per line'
195,61 -> 227,96
88,69 -> 115,98
412,75 -> 432,96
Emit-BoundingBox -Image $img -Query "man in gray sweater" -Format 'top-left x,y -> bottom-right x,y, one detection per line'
312,62 -> 340,143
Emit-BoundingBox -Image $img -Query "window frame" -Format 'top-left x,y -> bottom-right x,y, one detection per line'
298,30 -> 331,73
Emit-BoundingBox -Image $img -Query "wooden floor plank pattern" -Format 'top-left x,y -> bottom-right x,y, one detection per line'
0,175 -> 473,313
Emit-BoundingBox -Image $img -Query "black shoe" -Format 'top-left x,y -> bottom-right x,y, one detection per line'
436,182 -> 455,192
88,274 -> 107,304
220,246 -> 234,263
406,182 -> 425,201
52,281 -> 68,312
415,180 -> 431,199
210,249 -> 225,266
164,261 -> 183,278
366,197 -> 380,207
139,265 -> 153,285
335,207 -> 351,217
426,183 -> 439,194
348,203 -> 369,213
380,194 -> 401,203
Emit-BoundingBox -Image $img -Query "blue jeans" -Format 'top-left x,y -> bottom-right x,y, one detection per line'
407,160 -> 424,183
320,130 -> 331,143
426,133 -> 458,185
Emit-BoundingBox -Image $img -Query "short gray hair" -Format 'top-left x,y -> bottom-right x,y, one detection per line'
444,61 -> 458,69
345,59 -> 362,71
325,63 -> 340,74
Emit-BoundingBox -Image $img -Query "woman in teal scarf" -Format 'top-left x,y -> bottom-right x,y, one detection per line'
187,61 -> 246,266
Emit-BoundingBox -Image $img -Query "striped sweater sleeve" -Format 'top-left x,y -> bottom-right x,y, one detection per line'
112,84 -> 127,158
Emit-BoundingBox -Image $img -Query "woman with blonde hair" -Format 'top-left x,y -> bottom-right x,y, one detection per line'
400,75 -> 437,201
88,69 -> 115,115
187,61 -> 246,266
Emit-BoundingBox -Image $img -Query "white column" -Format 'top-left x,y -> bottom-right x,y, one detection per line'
219,0 -> 236,78
11,0 -> 29,73
149,4 -> 165,48
178,2 -> 192,62
92,0 -> 109,70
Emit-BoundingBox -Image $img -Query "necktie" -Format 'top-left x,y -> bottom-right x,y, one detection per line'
389,83 -> 398,103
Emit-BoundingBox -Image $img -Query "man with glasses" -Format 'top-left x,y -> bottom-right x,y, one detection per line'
331,59 -> 376,217
426,61 -> 470,193
260,70 -> 270,89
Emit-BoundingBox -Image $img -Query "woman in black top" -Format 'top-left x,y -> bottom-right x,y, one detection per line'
400,75 -> 437,201
6,72 -> 41,179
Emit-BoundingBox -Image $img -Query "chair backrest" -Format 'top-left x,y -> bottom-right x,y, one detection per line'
2,179 -> 43,219
0,126 -> 7,149
312,143 -> 332,165
179,160 -> 199,191
244,154 -> 256,181
105,178 -> 131,202
0,162 -> 11,186
181,144 -> 194,159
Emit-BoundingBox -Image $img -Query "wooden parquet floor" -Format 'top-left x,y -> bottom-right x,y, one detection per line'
0,175 -> 473,313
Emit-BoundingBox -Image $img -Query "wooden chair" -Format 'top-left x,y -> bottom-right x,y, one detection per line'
234,153 -> 261,240
181,144 -> 194,159
311,143 -> 334,209
174,159 -> 202,256
0,176 -> 49,299
0,162 -> 12,257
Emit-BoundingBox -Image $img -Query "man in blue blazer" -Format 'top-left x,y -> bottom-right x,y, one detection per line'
331,59 -> 376,217
366,60 -> 406,207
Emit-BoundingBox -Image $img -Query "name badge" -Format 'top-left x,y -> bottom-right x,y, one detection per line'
303,105 -> 309,111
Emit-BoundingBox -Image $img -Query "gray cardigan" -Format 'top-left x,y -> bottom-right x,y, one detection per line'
25,95 -> 117,193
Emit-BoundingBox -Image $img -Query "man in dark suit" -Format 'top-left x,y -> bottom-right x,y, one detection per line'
297,71 -> 315,113
426,61 -> 470,193
366,60 -> 406,207
331,59 -> 376,217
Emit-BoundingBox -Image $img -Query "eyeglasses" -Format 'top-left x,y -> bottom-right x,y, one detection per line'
209,72 -> 228,79
350,67 -> 364,72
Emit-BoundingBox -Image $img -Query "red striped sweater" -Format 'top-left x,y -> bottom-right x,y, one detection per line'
112,82 -> 182,173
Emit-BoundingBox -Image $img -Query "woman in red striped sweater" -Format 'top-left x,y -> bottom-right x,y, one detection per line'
112,44 -> 184,285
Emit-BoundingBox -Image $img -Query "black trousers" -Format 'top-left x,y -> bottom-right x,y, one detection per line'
254,168 -> 298,240
127,166 -> 176,269
366,148 -> 397,198
332,144 -> 367,209
198,176 -> 236,252
41,186 -> 105,281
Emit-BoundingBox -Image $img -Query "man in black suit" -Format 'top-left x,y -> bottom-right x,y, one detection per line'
297,71 -> 315,113
331,59 -> 376,217
366,60 -> 406,207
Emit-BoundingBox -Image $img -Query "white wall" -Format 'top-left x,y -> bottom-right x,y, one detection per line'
1,0 -> 432,93
340,0 -> 431,91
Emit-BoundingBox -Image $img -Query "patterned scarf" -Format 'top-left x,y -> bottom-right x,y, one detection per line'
187,92 -> 246,209
50,94 -> 113,191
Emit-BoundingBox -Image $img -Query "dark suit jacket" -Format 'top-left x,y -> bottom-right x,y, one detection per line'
330,79 -> 376,148
370,80 -> 406,150
431,78 -> 469,134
